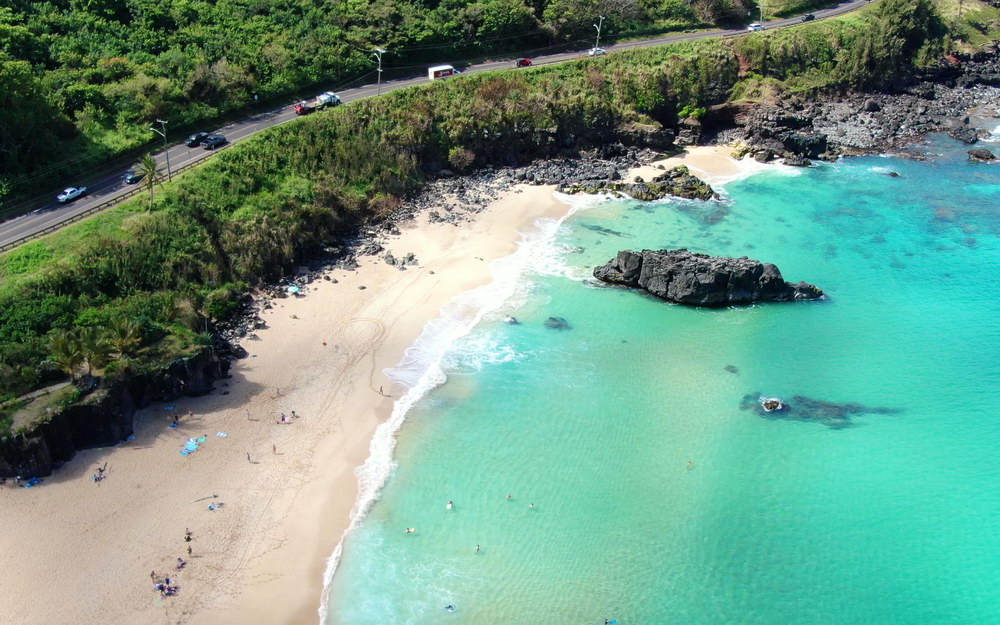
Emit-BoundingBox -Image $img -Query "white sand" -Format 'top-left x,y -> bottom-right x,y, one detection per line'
0,147 -> 736,625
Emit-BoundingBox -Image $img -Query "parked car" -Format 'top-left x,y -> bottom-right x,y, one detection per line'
201,135 -> 227,150
801,13 -> 815,21
56,186 -> 87,203
515,58 -> 532,68
588,47 -> 606,56
747,23 -> 764,31
122,169 -> 144,184
185,132 -> 209,147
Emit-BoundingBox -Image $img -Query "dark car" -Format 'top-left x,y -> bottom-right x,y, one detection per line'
201,135 -> 227,150
122,169 -> 144,184
801,13 -> 815,21
185,132 -> 209,147
515,58 -> 532,68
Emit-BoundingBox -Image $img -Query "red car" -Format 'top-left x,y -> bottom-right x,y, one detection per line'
515,58 -> 532,68
293,101 -> 315,115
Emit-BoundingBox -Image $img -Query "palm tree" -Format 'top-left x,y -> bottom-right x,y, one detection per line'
48,330 -> 84,381
104,317 -> 142,357
79,326 -> 111,375
137,153 -> 164,203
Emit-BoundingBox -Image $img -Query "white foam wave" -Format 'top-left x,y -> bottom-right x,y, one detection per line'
696,155 -> 804,188
317,193 -> 593,623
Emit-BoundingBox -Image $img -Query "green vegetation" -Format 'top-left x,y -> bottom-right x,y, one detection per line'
0,0 -> 777,207
0,0 -> 991,434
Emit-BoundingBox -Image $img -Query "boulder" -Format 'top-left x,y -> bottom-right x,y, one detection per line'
593,249 -> 824,307
968,148 -> 996,162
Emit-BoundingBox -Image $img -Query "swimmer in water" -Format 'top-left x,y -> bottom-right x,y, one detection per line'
505,494 -> 512,499
446,500 -> 453,510
405,528 -> 415,534
529,503 -> 535,509
686,460 -> 694,470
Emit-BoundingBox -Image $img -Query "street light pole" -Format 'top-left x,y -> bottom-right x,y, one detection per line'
760,1 -> 764,24
148,119 -> 172,181
373,48 -> 387,96
594,15 -> 605,50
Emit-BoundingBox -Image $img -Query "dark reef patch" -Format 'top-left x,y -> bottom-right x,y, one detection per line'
740,393 -> 899,428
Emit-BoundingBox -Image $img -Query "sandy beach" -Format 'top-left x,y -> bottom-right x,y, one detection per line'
0,146 -> 739,625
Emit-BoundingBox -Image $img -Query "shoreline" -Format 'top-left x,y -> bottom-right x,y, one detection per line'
0,146 -> 795,625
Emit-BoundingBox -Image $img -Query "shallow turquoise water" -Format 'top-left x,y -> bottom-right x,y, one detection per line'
325,136 -> 1000,625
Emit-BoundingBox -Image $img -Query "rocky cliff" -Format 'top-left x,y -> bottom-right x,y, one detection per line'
0,346 -> 230,478
593,249 -> 823,307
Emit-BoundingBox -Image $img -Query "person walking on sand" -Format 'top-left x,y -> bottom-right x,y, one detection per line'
272,444 -> 277,455
187,545 -> 192,556
247,452 -> 252,463
150,570 -> 156,581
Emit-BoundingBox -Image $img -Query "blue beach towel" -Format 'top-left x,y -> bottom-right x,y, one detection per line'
216,432 -> 228,438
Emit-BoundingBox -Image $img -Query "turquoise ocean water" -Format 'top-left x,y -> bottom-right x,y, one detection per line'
323,133 -> 1000,625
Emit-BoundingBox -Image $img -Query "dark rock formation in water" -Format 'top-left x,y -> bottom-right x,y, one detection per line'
593,249 -> 823,307
0,346 -> 230,478
544,317 -> 571,330
740,393 -> 898,428
560,165 -> 717,201
968,148 -> 996,162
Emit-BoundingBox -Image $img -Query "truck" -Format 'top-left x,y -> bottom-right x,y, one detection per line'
293,91 -> 342,115
428,65 -> 459,80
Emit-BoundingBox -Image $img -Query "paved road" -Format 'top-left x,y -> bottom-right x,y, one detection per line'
0,0 -> 871,250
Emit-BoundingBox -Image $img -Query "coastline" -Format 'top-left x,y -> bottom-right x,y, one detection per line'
0,146 -> 747,625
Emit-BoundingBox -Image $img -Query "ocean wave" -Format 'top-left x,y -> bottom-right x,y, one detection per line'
317,192 -> 594,623
691,155 -> 804,188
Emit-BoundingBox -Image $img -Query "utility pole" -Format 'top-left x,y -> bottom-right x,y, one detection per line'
373,48 -> 387,96
594,15 -> 605,50
148,119 -> 172,181
760,0 -> 764,24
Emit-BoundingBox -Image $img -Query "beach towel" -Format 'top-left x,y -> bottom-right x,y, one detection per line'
196,436 -> 207,443
169,423 -> 178,428
216,432 -> 228,437
179,450 -> 189,456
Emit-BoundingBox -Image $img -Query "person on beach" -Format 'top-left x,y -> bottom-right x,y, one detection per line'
247,452 -> 252,463
187,545 -> 192,556
273,444 -> 277,455
176,558 -> 186,569
291,411 -> 297,418
150,571 -> 156,581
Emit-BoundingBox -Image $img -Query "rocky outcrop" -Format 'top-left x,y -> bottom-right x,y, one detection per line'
560,166 -> 717,201
968,148 -> 996,161
593,249 -> 823,307
0,345 -> 230,478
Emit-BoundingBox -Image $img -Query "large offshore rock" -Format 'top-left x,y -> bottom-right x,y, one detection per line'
593,249 -> 823,307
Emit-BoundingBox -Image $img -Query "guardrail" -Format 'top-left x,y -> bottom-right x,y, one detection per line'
0,154 -> 214,253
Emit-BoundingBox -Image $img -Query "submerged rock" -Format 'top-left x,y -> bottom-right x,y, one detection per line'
593,249 -> 823,307
740,393 -> 898,428
544,317 -> 571,330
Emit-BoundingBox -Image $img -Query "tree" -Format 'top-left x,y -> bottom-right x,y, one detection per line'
48,330 -> 84,381
137,153 -> 163,203
78,326 -> 110,375
103,317 -> 141,358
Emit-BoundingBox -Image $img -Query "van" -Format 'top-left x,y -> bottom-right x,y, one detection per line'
428,65 -> 459,80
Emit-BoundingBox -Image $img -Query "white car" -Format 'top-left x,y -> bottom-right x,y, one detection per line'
588,47 -> 606,56
747,23 -> 764,31
56,187 -> 87,203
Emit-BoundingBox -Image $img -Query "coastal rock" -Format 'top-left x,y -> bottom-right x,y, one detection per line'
593,249 -> 824,307
949,126 -> 980,144
559,165 -> 717,201
968,148 -> 996,161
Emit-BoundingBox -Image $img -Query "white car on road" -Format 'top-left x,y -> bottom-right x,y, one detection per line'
747,23 -> 764,31
56,187 -> 88,203
588,47 -> 606,56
